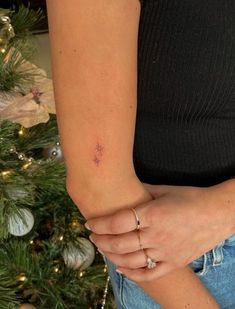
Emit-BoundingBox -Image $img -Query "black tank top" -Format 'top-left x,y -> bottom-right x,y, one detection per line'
133,0 -> 235,187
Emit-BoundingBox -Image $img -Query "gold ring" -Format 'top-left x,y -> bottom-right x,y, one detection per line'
131,207 -> 141,230
137,229 -> 143,250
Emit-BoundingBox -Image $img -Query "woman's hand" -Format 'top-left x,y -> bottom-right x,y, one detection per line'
86,181 -> 235,282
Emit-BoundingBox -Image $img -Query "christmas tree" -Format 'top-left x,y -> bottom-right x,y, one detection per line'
0,6 -> 114,309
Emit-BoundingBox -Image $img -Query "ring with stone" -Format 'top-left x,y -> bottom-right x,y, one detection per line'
142,249 -> 157,269
146,256 -> 157,269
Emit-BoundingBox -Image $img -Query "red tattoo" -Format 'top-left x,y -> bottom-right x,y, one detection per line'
93,155 -> 101,166
93,143 -> 104,166
95,143 -> 104,156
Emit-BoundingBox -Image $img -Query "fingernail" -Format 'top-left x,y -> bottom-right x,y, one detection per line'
97,248 -> 104,255
89,235 -> 94,243
85,222 -> 91,230
116,269 -> 123,274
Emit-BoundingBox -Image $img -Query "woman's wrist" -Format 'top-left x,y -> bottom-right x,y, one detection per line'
66,175 -> 153,219
205,178 -> 235,236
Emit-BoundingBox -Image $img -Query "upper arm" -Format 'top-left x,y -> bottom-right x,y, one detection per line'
46,0 -> 141,195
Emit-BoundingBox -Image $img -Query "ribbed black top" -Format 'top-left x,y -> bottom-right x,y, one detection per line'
133,0 -> 235,187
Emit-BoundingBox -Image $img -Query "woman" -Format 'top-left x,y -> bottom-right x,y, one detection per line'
46,0 -> 235,308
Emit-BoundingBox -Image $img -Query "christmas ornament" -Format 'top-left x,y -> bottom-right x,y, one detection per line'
18,304 -> 36,309
8,208 -> 34,236
63,238 -> 95,270
5,184 -> 29,201
0,15 -> 15,53
42,141 -> 63,161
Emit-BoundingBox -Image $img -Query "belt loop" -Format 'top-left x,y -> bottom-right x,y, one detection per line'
198,253 -> 208,276
212,240 -> 225,266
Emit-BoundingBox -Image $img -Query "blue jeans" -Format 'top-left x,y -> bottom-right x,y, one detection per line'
104,233 -> 235,309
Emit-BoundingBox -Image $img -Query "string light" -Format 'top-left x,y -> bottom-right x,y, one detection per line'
22,162 -> 32,169
69,218 -> 82,232
59,235 -> 64,241
17,273 -> 27,282
18,129 -> 24,136
29,240 -> 34,245
53,267 -> 59,273
79,271 -> 84,277
1,170 -> 12,177
18,126 -> 25,136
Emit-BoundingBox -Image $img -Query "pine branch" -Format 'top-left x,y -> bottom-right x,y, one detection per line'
0,267 -> 19,309
10,5 -> 45,37
0,45 -> 38,92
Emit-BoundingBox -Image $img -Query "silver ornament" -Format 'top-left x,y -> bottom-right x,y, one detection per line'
8,208 -> 34,236
63,238 -> 95,270
42,144 -> 63,161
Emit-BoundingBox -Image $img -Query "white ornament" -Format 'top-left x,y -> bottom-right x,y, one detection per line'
8,208 -> 34,236
63,237 -> 95,270
19,304 -> 36,309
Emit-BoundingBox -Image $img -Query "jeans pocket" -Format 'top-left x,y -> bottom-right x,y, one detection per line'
189,253 -> 208,276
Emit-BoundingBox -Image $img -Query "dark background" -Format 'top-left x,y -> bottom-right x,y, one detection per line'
0,0 -> 46,11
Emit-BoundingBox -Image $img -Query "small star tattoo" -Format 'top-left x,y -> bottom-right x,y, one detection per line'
93,155 -> 101,166
95,143 -> 104,156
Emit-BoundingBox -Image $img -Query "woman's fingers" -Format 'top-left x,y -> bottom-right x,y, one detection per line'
102,250 -> 147,269
102,248 -> 162,269
86,203 -> 155,235
90,229 -> 150,254
117,261 -> 175,283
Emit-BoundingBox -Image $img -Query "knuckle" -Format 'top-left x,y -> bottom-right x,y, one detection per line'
110,238 -> 122,253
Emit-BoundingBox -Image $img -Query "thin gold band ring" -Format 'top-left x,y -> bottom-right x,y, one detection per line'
131,207 -> 141,230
